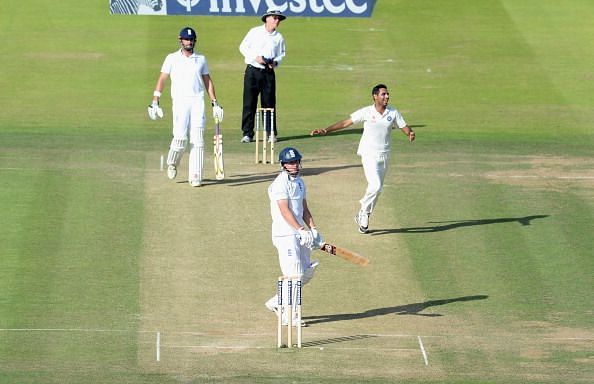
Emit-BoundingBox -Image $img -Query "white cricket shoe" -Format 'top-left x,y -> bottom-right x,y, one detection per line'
295,318 -> 307,327
268,135 -> 277,143
167,165 -> 177,180
265,300 -> 279,315
282,317 -> 307,327
355,211 -> 369,234
190,179 -> 202,187
240,135 -> 252,143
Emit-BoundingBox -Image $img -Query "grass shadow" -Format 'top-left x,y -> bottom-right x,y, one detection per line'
302,334 -> 378,348
304,295 -> 489,325
221,164 -> 361,186
370,215 -> 549,235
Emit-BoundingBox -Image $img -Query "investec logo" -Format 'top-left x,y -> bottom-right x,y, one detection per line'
175,0 -> 374,16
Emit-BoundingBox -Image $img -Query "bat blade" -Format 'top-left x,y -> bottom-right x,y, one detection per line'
213,121 -> 225,180
319,242 -> 369,266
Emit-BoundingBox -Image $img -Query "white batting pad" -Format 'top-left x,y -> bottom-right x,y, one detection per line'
188,143 -> 204,183
167,138 -> 186,166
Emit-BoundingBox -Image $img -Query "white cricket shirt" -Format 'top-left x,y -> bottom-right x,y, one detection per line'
268,171 -> 306,237
350,105 -> 407,156
160,50 -> 209,99
239,25 -> 286,68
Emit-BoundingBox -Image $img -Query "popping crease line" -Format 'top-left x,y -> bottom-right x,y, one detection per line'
418,335 -> 429,366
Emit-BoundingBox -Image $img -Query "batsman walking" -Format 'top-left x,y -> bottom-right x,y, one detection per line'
265,147 -> 323,326
311,84 -> 415,233
149,26 -> 224,187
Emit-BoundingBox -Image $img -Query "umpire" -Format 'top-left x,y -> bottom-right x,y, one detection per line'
238,7 -> 286,143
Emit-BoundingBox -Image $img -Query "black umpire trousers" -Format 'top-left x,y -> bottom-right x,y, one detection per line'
241,65 -> 277,139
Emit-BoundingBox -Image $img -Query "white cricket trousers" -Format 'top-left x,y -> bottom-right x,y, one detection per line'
168,96 -> 206,181
266,235 -> 316,314
359,152 -> 390,214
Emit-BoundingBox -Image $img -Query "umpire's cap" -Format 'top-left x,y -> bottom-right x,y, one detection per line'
261,7 -> 286,22
179,27 -> 197,40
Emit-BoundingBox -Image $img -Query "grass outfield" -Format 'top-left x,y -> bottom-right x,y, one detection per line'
1,1 -> 593,383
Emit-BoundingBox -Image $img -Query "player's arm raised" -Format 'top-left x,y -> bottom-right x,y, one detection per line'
310,117 -> 353,136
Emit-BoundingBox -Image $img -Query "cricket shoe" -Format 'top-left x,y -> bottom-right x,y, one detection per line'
355,211 -> 369,234
296,319 -> 307,327
240,135 -> 252,143
282,317 -> 307,327
167,165 -> 177,180
268,135 -> 277,143
265,300 -> 279,315
189,179 -> 202,187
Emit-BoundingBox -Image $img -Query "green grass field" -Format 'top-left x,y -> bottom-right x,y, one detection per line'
1,1 -> 592,383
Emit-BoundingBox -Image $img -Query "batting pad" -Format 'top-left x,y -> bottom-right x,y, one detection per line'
188,144 -> 204,182
167,138 -> 186,166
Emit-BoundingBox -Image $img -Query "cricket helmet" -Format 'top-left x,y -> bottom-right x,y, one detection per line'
279,147 -> 302,164
179,27 -> 197,40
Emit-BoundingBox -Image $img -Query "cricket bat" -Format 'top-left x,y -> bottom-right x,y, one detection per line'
318,242 -> 370,266
213,119 -> 225,180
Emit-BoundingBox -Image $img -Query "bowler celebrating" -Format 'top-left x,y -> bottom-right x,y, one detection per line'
311,84 -> 415,233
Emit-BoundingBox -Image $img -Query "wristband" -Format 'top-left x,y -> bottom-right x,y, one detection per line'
153,90 -> 161,97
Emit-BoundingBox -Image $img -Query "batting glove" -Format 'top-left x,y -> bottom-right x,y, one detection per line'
148,101 -> 164,120
212,100 -> 224,122
311,227 -> 324,249
297,228 -> 314,249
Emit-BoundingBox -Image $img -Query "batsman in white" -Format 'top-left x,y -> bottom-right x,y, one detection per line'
311,83 -> 415,233
265,147 -> 323,326
148,26 -> 224,187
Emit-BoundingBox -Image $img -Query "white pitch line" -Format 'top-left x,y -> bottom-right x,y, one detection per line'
304,347 -> 418,352
488,175 -> 594,180
166,345 -> 269,350
156,332 -> 160,362
418,336 -> 429,366
0,328 -> 150,333
164,344 -> 419,352
445,173 -> 594,180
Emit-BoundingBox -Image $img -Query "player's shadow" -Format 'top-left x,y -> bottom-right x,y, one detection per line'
223,164 -> 361,186
212,171 -> 277,186
370,215 -> 549,235
303,163 -> 360,176
301,334 -> 378,348
303,295 -> 488,325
